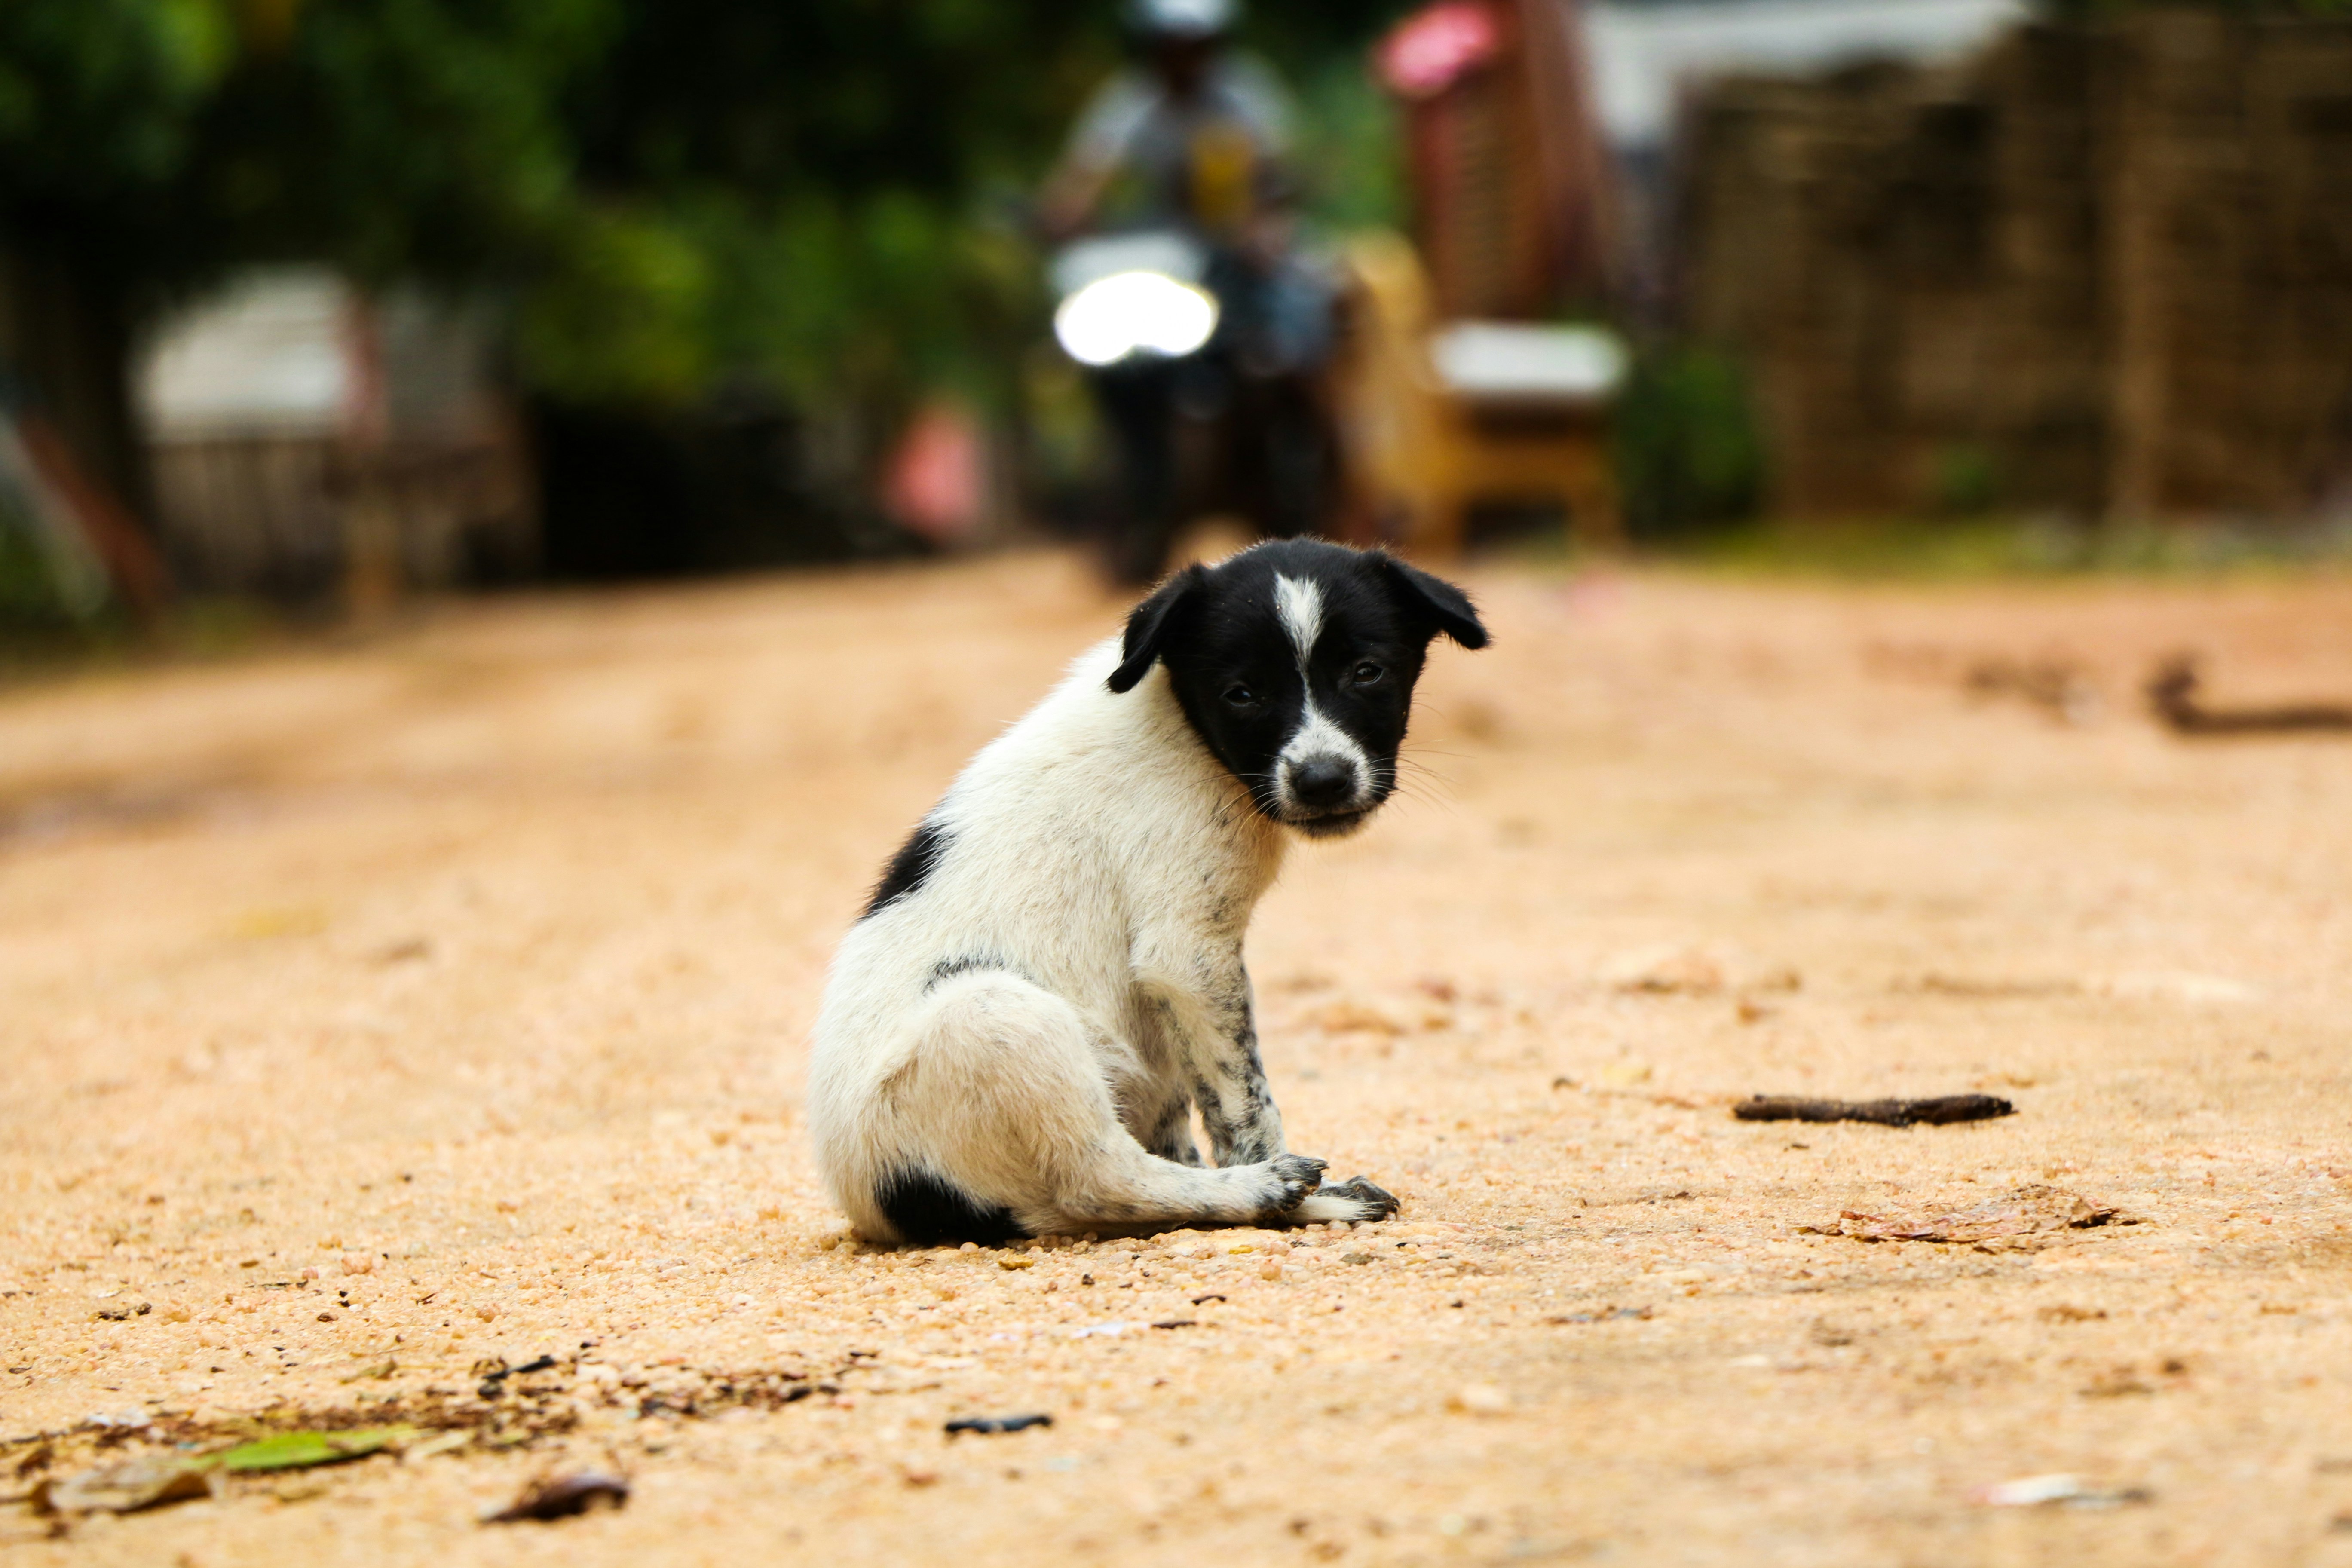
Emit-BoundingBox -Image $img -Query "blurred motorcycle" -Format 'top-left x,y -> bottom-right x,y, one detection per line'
1050,227 -> 1340,584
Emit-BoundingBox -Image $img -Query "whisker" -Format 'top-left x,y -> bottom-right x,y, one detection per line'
1388,753 -> 1466,815
1394,751 -> 1462,792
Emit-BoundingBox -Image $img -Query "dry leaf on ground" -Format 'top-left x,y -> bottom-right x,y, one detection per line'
1804,1185 -> 2138,1248
31,1454 -> 214,1516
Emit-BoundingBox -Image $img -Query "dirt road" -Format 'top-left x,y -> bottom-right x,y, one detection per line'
4,554 -> 2350,1566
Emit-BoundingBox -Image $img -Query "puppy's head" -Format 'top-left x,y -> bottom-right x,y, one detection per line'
1106,539 -> 1488,837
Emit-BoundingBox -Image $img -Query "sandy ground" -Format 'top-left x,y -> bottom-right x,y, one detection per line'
3,551 -> 2351,1566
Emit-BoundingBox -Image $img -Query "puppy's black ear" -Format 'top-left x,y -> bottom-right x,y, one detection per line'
1375,553 -> 1488,649
1106,565 -> 1207,692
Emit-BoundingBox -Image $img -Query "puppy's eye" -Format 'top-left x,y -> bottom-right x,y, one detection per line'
1222,682 -> 1261,708
1349,661 -> 1385,686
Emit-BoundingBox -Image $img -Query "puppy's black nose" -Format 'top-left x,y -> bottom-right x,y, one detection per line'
1285,755 -> 1359,811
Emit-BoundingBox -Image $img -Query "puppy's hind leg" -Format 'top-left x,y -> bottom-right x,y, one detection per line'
858,974 -> 1323,1242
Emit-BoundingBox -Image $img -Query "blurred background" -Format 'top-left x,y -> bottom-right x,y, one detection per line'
2,0 -> 2350,644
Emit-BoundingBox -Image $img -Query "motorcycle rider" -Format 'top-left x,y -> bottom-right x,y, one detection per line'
1040,0 -> 1339,584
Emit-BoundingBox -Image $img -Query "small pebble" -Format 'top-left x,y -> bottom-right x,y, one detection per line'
483,1470 -> 630,1524
1449,1383 -> 1511,1416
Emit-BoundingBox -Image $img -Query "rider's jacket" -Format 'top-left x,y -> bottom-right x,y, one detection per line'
1062,54 -> 1293,239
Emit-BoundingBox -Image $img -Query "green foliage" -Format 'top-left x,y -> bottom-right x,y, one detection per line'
570,0 -> 1115,204
0,0 -> 1417,413
515,205 -> 710,406
1930,444 -> 2001,517
694,192 -> 1038,407
1237,2 -> 1417,75
506,0 -> 1414,409
0,509 -> 77,628
0,0 -> 229,203
523,0 -> 1119,406
1292,55 -> 1404,233
1614,345 -> 1766,540
0,0 -> 614,292
189,0 -> 617,283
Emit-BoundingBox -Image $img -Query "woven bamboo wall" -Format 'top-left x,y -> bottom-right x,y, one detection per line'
1682,14 -> 2352,522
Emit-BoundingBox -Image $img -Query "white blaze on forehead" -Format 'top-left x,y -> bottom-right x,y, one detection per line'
1270,572 -> 1369,814
1272,574 -> 1323,671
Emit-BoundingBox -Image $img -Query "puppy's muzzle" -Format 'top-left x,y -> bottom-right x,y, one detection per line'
1278,753 -> 1372,834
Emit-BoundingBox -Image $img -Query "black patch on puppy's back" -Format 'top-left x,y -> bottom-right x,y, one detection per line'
862,818 -> 950,919
876,1169 -> 1025,1246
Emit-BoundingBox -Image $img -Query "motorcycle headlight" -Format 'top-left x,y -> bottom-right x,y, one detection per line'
1053,271 -> 1219,367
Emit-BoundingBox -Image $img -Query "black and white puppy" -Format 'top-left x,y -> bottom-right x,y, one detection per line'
809,539 -> 1488,1244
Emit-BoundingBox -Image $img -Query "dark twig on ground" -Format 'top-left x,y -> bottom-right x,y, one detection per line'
944,1414 -> 1052,1436
1733,1094 -> 2015,1127
483,1470 -> 629,1524
2147,655 -> 2352,736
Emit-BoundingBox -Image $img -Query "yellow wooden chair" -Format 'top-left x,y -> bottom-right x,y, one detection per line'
1336,230 -> 1623,558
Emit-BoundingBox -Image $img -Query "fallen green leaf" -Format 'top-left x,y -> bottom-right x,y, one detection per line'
206,1427 -> 416,1472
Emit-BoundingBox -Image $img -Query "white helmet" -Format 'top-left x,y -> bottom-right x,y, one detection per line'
1126,0 -> 1236,40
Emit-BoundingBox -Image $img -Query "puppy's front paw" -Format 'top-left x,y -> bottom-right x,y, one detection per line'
1290,1174 -> 1400,1225
1262,1153 -> 1328,1214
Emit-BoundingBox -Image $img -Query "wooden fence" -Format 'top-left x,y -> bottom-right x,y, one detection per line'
1681,12 -> 2352,522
